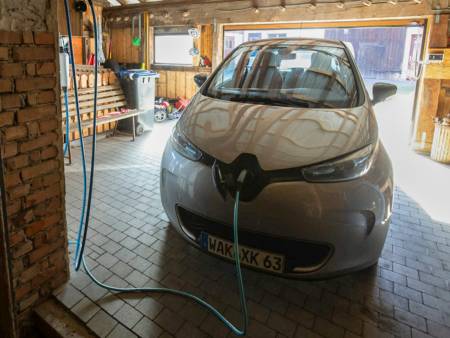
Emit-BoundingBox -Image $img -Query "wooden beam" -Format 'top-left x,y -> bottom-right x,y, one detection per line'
104,0 -> 433,26
104,0 -> 260,15
224,18 -> 426,31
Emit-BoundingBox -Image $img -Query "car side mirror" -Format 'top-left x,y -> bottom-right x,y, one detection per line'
194,74 -> 208,88
372,82 -> 397,105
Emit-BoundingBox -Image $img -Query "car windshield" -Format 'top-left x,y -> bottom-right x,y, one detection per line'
204,43 -> 360,109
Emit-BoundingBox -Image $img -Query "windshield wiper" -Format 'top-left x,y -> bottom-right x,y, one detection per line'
227,95 -> 312,108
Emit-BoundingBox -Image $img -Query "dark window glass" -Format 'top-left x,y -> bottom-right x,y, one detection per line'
205,43 -> 360,109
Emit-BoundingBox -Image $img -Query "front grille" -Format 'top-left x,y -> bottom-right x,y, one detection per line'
177,206 -> 333,274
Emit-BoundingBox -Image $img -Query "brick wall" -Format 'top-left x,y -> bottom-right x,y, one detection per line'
0,30 -> 69,335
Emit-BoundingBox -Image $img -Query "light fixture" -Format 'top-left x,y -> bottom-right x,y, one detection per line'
182,10 -> 190,17
149,13 -> 154,19
388,0 -> 398,4
254,7 -> 260,13
362,0 -> 372,6
413,0 -> 422,3
308,3 -> 317,9
280,5 -> 287,11
336,1 -> 345,8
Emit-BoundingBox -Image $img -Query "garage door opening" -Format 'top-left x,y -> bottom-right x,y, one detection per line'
224,23 -> 425,157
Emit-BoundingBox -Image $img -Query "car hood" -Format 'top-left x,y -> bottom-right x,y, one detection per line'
178,94 -> 377,171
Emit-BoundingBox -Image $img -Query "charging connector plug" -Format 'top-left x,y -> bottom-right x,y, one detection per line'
236,169 -> 248,192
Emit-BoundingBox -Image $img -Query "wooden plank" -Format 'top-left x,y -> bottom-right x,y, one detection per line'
156,70 -> 166,97
62,95 -> 126,112
64,111 -> 140,131
166,71 -> 177,99
62,102 -> 128,117
429,14 -> 449,48
200,24 -> 213,61
58,0 -> 83,35
63,90 -> 124,104
63,85 -> 121,96
414,78 -> 441,152
184,71 -> 193,99
224,19 -> 427,31
72,36 -> 85,65
176,71 -> 186,98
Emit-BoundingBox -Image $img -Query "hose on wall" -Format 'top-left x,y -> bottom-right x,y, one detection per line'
65,1 -> 248,335
63,88 -> 70,156
62,0 -> 88,265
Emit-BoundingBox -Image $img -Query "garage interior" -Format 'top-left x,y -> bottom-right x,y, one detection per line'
1,1 -> 450,338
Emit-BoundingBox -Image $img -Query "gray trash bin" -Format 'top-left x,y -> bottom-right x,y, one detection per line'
119,69 -> 159,135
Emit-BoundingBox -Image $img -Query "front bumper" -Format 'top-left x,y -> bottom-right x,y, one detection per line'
160,142 -> 393,279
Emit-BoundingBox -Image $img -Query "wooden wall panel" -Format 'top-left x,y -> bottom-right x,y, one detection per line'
429,15 -> 449,48
155,69 -> 207,99
157,71 -> 167,97
413,16 -> 449,153
57,0 -> 83,36
72,36 -> 84,65
200,25 -> 213,61
110,26 -> 141,64
415,79 -> 441,152
166,71 -> 176,98
437,80 -> 450,118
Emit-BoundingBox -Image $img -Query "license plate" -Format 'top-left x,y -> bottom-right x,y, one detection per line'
199,232 -> 285,273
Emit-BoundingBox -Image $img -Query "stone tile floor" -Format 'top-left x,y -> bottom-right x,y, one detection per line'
56,123 -> 450,338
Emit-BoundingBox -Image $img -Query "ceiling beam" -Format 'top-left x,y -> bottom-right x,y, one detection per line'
104,0 -> 251,15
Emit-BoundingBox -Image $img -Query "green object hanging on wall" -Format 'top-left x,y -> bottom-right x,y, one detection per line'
132,37 -> 141,46
131,15 -> 142,47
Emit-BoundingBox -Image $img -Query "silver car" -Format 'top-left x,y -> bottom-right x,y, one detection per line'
160,38 -> 395,278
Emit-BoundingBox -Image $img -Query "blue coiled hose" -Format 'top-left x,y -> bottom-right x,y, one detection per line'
66,1 -> 248,335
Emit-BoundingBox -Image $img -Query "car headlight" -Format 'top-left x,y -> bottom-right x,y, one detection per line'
302,143 -> 377,183
171,126 -> 202,161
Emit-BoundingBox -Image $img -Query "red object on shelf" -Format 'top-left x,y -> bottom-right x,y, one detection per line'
87,53 -> 95,65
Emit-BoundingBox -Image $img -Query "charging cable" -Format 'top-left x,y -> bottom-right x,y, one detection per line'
63,87 -> 70,156
64,0 -> 249,335
62,0 -> 88,266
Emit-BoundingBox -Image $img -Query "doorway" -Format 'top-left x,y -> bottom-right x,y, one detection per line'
223,21 -> 426,156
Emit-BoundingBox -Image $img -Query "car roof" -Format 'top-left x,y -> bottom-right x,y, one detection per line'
239,38 -> 345,48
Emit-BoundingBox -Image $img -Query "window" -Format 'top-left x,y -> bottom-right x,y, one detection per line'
268,33 -> 287,38
154,28 -> 194,66
205,43 -> 360,109
247,32 -> 262,41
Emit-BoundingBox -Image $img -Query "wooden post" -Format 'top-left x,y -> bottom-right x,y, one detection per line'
412,15 -> 449,153
144,11 -> 150,69
212,22 -> 223,69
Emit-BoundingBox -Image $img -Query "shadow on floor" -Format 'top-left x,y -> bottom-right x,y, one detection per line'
58,131 -> 450,338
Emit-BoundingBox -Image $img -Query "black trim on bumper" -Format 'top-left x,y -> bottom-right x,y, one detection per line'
177,206 -> 333,274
